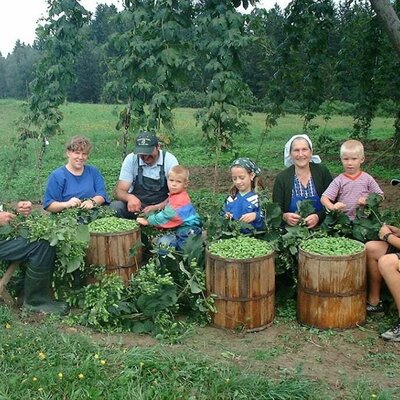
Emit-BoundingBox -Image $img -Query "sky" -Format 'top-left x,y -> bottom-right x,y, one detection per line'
0,0 -> 291,57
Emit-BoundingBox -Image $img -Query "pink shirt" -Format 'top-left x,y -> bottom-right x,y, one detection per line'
322,171 -> 383,220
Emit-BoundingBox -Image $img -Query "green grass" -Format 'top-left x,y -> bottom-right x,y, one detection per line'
0,308 -> 327,400
0,99 -> 396,203
1,304 -> 399,399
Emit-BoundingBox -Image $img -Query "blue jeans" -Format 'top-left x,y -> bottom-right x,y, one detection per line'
155,227 -> 202,252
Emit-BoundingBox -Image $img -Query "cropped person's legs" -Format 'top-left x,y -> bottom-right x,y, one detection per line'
0,237 -> 68,315
110,200 -> 136,219
378,254 -> 400,313
366,240 -> 388,312
378,254 -> 400,341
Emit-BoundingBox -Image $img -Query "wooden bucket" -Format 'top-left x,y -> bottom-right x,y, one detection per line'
297,246 -> 366,329
206,250 -> 275,332
86,227 -> 142,285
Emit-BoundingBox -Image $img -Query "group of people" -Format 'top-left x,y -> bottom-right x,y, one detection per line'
1,131 -> 399,342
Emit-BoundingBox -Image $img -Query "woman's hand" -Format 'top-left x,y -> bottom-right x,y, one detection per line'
386,225 -> 400,237
16,201 -> 32,216
283,212 -> 301,226
379,224 -> 392,240
80,199 -> 95,210
65,197 -> 81,209
239,212 -> 256,224
304,213 -> 319,229
136,217 -> 149,226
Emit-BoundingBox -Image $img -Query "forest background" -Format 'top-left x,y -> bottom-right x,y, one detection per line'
0,0 -> 400,141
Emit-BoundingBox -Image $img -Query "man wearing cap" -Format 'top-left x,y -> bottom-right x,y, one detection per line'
111,131 -> 179,218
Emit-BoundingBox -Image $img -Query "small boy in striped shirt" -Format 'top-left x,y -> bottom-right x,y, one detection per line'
321,140 -> 383,220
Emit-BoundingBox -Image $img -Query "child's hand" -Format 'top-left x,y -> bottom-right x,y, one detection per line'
143,204 -> 160,214
239,212 -> 256,224
136,217 -> 149,226
357,197 -> 367,205
333,202 -> 346,211
225,212 -> 233,220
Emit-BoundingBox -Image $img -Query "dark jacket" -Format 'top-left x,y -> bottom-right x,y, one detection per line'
272,163 -> 333,223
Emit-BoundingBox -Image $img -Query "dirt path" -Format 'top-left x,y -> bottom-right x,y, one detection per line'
71,312 -> 399,397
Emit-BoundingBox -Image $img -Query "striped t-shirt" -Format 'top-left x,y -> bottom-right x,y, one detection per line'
322,171 -> 383,220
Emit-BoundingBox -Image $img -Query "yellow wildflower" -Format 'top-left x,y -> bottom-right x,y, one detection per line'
38,352 -> 46,360
32,377 -> 38,382
94,354 -> 99,359
100,359 -> 106,365
58,372 -> 63,380
78,373 -> 84,380
5,323 -> 11,329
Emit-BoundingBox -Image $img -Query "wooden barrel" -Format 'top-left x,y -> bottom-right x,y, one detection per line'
206,250 -> 275,332
297,246 -> 366,329
86,227 -> 142,285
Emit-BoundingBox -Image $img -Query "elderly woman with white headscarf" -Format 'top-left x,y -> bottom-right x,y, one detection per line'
272,134 -> 333,229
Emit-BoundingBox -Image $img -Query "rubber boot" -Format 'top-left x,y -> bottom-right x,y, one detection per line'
23,265 -> 69,315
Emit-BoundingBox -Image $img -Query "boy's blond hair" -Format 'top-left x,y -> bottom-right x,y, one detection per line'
169,165 -> 189,181
340,140 -> 364,158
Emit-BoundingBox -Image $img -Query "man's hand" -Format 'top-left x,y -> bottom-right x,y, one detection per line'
127,195 -> 142,213
16,201 -> 32,216
0,211 -> 16,226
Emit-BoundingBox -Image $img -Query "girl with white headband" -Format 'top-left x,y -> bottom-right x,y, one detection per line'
272,134 -> 332,229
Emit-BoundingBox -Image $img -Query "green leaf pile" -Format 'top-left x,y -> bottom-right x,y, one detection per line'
208,237 -> 273,259
88,217 -> 139,233
300,237 -> 364,256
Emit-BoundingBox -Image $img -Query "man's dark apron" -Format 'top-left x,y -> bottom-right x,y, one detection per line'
131,152 -> 169,209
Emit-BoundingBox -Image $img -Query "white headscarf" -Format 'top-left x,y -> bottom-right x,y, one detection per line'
284,134 -> 322,167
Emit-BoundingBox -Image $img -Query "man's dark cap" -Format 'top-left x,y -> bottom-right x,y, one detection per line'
134,132 -> 158,155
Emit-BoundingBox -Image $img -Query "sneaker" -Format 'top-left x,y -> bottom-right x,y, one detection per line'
381,319 -> 400,341
367,300 -> 384,315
